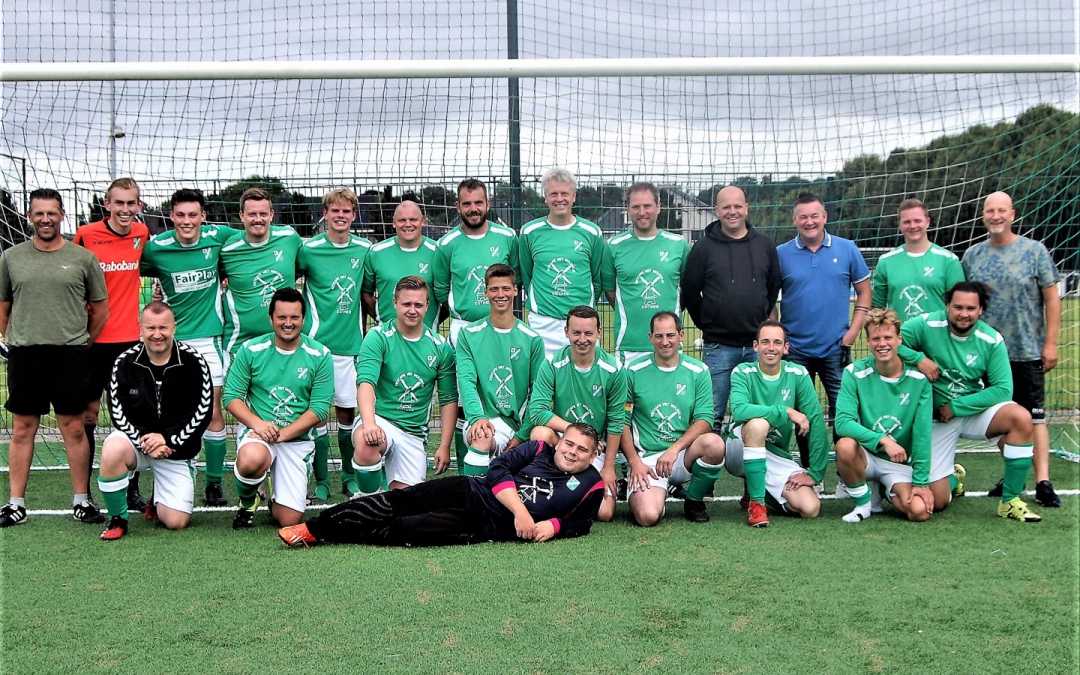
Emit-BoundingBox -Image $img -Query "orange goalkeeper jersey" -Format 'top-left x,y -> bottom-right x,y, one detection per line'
74,218 -> 148,343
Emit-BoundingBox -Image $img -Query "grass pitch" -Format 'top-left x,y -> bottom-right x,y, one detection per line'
1,453 -> 1077,675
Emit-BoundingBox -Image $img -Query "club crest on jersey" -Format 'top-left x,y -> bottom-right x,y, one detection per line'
567,476 -> 580,490
923,266 -> 935,277
350,258 -> 361,269
781,388 -> 791,402
965,354 -> 978,367
489,365 -> 514,407
659,251 -> 670,262
253,269 -> 287,306
547,258 -> 577,296
273,250 -> 284,262
940,368 -> 970,397
418,263 -> 429,274
573,240 -> 584,252
332,276 -> 356,313
395,372 -> 425,410
675,383 -> 686,397
269,386 -> 299,426
635,269 -> 665,309
203,248 -> 213,259
565,403 -> 595,423
296,367 -> 309,380
427,354 -> 438,368
509,347 -> 521,361
132,237 -> 141,249
650,402 -> 683,440
900,392 -> 910,406
592,383 -> 603,397
490,246 -> 500,258
872,415 -> 903,436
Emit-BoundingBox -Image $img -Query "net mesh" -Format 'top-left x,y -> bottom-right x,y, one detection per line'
2,0 -> 1078,465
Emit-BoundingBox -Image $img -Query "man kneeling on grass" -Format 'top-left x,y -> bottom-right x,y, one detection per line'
278,423 -> 604,547
834,308 -> 934,523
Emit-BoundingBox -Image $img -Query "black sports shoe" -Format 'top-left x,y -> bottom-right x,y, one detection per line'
74,499 -> 106,524
987,479 -> 1004,498
126,488 -> 148,512
0,503 -> 27,527
683,499 -> 709,523
615,478 -> 628,502
233,507 -> 256,530
1035,480 -> 1061,508
667,484 -> 687,500
205,482 -> 227,507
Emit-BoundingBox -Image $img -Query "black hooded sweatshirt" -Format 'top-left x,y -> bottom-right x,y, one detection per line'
680,220 -> 782,347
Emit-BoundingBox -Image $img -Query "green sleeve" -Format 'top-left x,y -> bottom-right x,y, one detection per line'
514,336 -> 547,442
455,330 -> 485,425
517,233 -> 533,295
507,236 -> 521,286
909,378 -> 933,486
898,316 -> 927,365
308,351 -> 335,421
222,346 -> 252,410
795,373 -> 830,484
944,255 -> 966,290
600,242 -> 616,293
605,367 -> 628,436
834,367 -> 884,451
355,331 -> 386,387
591,235 -> 607,296
950,338 -> 1013,417
526,360 -> 557,428
139,247 -> 157,277
871,263 -> 887,309
436,341 -> 458,407
692,365 -> 715,426
360,254 -> 375,294
431,244 -> 451,304
729,368 -> 786,428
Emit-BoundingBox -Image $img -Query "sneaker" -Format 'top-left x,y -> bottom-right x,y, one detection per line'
126,488 -> 148,512
952,463 -> 967,497
1035,480 -> 1061,508
232,495 -> 261,530
278,523 -> 317,548
145,501 -> 159,521
739,491 -> 750,512
998,497 -> 1042,522
615,478 -> 628,502
683,499 -> 709,523
205,482 -> 227,507
842,502 -> 872,523
0,503 -> 27,527
987,478 -> 1004,498
100,516 -> 128,541
74,499 -> 106,524
747,501 -> 770,528
668,484 -> 687,500
833,479 -> 850,499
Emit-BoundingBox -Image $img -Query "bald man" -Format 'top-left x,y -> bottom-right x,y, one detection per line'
961,191 -> 1062,508
682,185 -> 782,429
362,200 -> 441,329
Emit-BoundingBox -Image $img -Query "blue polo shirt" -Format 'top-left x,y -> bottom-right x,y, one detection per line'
777,232 -> 870,358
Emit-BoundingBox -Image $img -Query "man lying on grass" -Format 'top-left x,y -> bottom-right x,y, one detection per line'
278,423 -> 604,547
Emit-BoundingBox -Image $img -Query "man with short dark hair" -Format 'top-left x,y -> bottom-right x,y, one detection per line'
0,189 -> 109,526
962,191 -> 1062,508
279,423 -> 605,548
223,288 -> 334,530
97,302 -> 214,540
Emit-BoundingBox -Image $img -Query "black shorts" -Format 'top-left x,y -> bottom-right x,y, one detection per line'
4,344 -> 92,417
1010,360 -> 1046,423
86,341 -> 139,399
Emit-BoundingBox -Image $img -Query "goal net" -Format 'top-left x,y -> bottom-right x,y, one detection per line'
2,0 -> 1078,465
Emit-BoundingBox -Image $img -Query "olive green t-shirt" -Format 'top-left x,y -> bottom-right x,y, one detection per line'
0,240 -> 108,346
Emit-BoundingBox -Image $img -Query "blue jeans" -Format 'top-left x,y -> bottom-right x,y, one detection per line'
785,346 -> 851,467
701,343 -> 758,430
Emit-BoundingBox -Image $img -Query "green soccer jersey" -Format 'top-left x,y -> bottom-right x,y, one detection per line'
220,227 -> 303,354
432,223 -> 520,322
835,355 -> 933,486
456,318 -> 546,441
298,233 -> 372,356
140,224 -> 238,341
518,217 -> 607,319
626,355 -> 714,456
222,333 -> 335,442
527,345 -> 628,438
871,244 -> 965,320
355,321 -> 457,438
362,237 -> 439,328
602,229 -> 691,352
729,360 -> 830,483
898,312 -> 1012,417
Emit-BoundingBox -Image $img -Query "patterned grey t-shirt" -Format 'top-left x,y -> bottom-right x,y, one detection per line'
962,235 -> 1060,362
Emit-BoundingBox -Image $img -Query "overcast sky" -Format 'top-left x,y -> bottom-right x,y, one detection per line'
2,0 -> 1077,210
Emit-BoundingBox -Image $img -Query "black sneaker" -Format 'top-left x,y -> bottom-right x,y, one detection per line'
683,499 -> 709,523
987,479 -> 1004,498
74,499 -> 106,524
668,484 -> 687,500
205,482 -> 227,507
232,495 -> 260,530
615,478 -> 628,502
126,488 -> 148,512
0,503 -> 27,527
1035,480 -> 1061,508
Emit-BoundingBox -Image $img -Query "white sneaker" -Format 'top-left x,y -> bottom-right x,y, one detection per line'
834,479 -> 850,499
842,502 -> 872,523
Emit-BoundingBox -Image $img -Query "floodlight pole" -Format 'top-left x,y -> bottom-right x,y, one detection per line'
506,0 -> 522,231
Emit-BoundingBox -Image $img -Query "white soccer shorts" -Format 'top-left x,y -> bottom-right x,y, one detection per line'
930,401 -> 1010,482
527,313 -> 569,361
106,431 -> 197,514
183,336 -> 224,387
374,414 -> 429,487
628,449 -> 693,494
236,432 -> 315,514
331,354 -> 359,408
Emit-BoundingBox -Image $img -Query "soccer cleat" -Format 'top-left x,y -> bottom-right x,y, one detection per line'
747,501 -> 770,528
74,499 -> 106,524
683,499 -> 709,523
615,478 -> 628,502
1035,480 -> 1061,508
278,523 -> 317,548
0,503 -> 27,527
951,463 -> 967,497
668,483 -> 687,500
987,478 -> 1004,498
998,497 -> 1041,522
232,495 -> 261,530
204,483 -> 227,507
842,503 -> 872,523
833,478 -> 850,499
126,488 -> 148,512
145,501 -> 159,521
100,516 -> 128,541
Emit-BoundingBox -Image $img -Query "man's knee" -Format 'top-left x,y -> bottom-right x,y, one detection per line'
11,416 -> 39,444
99,438 -> 135,474
235,445 -> 270,477
694,433 -> 725,464
834,437 -> 858,463
741,418 -> 770,445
